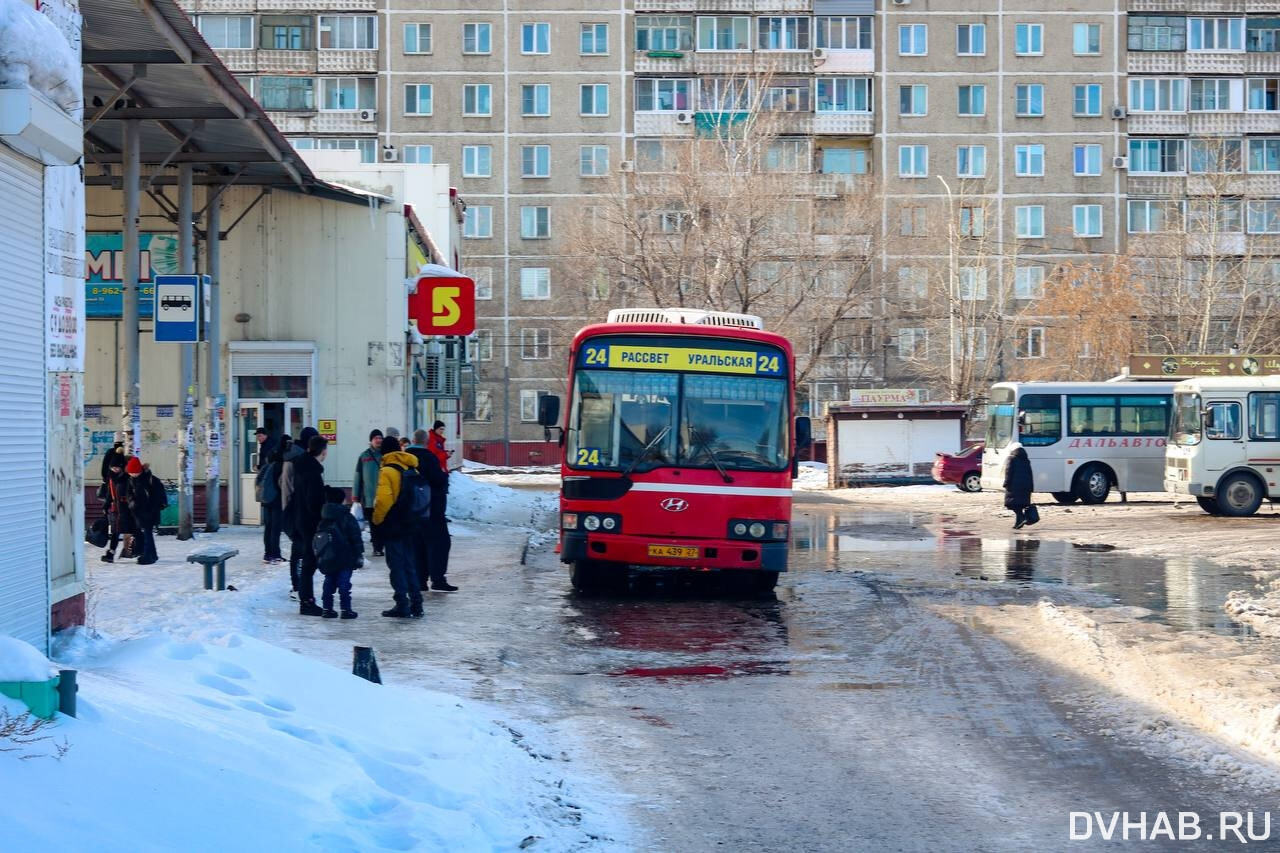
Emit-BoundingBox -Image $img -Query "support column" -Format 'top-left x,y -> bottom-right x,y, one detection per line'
177,164 -> 195,540
121,120 -> 141,456
205,193 -> 222,531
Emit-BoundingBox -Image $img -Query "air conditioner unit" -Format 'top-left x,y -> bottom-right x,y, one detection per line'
1111,105 -> 1127,120
358,109 -> 377,122
1113,155 -> 1128,170
675,111 -> 693,124
381,145 -> 398,162
619,160 -> 635,172
812,47 -> 827,61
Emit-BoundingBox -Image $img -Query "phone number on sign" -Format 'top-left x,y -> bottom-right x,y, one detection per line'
1070,811 -> 1274,843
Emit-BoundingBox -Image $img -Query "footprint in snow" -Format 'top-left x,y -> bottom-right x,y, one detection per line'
195,673 -> 251,697
352,752 -> 470,810
307,831 -> 361,853
330,785 -> 401,821
236,698 -> 287,718
263,696 -> 296,712
215,661 -> 252,680
188,695 -> 232,711
165,642 -> 204,660
267,719 -> 325,744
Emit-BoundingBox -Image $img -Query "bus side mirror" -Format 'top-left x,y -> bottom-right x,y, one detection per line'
795,416 -> 812,450
1202,408 -> 1215,430
537,395 -> 560,428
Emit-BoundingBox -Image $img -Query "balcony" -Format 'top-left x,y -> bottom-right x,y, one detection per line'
1190,112 -> 1280,135
1246,174 -> 1280,195
1126,112 -> 1189,135
1128,51 -> 1250,75
265,110 -> 377,134
1127,52 -> 1186,75
634,112 -> 696,137
693,51 -> 814,75
256,0 -> 376,10
317,49 -> 378,74
815,49 -> 874,74
1126,175 -> 1186,196
812,112 -> 874,135
636,0 -> 809,9
1247,53 -> 1280,73
634,51 -> 695,74
1187,232 -> 1247,255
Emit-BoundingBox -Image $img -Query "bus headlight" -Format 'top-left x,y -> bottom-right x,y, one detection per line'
601,516 -> 617,531
583,515 -> 601,531
733,522 -> 748,536
562,513 -> 578,530
748,522 -> 767,539
771,522 -> 789,540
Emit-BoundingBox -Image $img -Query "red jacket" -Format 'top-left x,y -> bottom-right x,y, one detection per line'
428,431 -> 449,470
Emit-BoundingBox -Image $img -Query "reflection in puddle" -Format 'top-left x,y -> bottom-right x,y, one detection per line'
791,509 -> 1260,637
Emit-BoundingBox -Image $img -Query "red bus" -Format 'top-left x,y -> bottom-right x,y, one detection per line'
537,308 -> 811,593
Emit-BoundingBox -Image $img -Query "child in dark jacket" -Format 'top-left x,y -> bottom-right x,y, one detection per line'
316,487 -> 364,619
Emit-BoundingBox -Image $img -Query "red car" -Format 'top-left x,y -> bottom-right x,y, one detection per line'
932,443 -> 985,493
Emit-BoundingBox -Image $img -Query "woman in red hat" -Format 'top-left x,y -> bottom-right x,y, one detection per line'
125,457 -> 168,565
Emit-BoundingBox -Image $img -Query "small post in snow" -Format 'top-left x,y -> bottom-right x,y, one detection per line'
353,646 -> 382,684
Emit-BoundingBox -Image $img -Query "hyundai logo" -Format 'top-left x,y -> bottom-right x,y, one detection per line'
660,497 -> 689,512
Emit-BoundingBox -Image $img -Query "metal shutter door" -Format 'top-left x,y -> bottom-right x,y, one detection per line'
230,350 -> 313,377
0,149 -> 48,650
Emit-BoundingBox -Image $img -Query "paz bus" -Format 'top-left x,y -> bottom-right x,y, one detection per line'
537,308 -> 811,592
980,381 -> 1177,503
1165,376 -> 1280,516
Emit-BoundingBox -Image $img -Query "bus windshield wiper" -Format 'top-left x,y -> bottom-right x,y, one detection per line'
691,429 -> 733,484
622,425 -> 671,478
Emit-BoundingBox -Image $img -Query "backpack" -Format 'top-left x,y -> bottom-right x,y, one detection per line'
255,461 -> 279,505
382,464 -> 431,534
313,519 -> 353,575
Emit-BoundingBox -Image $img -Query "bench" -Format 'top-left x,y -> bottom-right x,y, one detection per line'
187,545 -> 239,591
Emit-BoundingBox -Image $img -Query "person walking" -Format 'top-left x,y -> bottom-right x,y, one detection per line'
408,429 -> 456,592
353,429 -> 384,557
124,457 -> 167,565
315,486 -> 363,619
372,436 -> 427,618
256,435 -> 288,564
280,426 -> 318,595
98,445 -> 134,563
289,434 -> 329,616
1003,444 -> 1037,530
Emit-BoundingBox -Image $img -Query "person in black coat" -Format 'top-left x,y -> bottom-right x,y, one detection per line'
289,435 -> 329,615
1003,444 -> 1037,529
407,428 -> 455,592
256,436 -> 288,564
98,446 -> 135,562
124,457 -> 168,564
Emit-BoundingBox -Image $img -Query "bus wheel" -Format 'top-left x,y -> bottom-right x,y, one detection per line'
1217,474 -> 1264,517
961,472 -> 983,493
1074,466 -> 1111,504
1051,492 -> 1078,505
736,572 -> 779,596
1196,496 -> 1222,515
570,560 -> 611,593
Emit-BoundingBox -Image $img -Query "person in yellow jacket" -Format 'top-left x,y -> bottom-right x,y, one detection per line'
371,436 -> 425,618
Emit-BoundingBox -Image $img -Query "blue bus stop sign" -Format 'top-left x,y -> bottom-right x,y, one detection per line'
153,275 -> 205,343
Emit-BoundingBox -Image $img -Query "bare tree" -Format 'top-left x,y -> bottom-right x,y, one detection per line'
1020,261 -> 1145,380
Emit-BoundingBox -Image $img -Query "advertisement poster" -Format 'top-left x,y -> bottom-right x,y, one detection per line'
85,232 -> 180,318
45,165 -> 85,371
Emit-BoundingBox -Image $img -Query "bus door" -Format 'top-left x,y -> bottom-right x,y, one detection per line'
1245,392 -> 1280,486
1202,399 -> 1243,474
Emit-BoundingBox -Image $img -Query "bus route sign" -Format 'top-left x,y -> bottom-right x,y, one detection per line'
578,341 -> 784,376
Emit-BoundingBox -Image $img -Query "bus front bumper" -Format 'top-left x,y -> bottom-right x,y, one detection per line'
1165,478 -> 1208,497
560,531 -> 787,572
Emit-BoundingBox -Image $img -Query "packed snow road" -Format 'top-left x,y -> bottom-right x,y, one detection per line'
334,493 -> 1280,852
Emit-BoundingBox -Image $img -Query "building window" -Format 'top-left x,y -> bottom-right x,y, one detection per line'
764,78 -> 812,112
1189,18 -> 1244,51
463,23 -> 491,55
1015,23 -> 1043,55
899,84 -> 927,116
1129,77 -> 1186,112
468,389 -> 493,422
1129,138 -> 1186,173
1249,138 -> 1280,172
259,77 -> 314,111
960,205 -> 985,236
520,389 -> 550,420
463,145 -> 492,177
1015,144 -> 1045,176
816,77 -> 872,112
199,15 -> 253,49
521,84 -> 551,116
898,144 -> 928,177
520,266 -> 551,297
320,77 -> 375,111
957,23 -> 985,56
1073,84 -> 1102,116
1074,23 -> 1101,55
520,207 -> 550,239
698,16 -> 751,51
1015,84 -> 1044,116
958,328 -> 988,360
1247,200 -> 1280,233
816,16 -> 872,50
292,137 -> 374,163
463,205 -> 493,238
472,267 -> 493,300
957,145 -> 986,178
764,138 -> 811,172
958,267 -> 988,300
1189,199 -> 1243,234
898,267 -> 928,299
470,329 -> 493,361
520,329 -> 551,360
699,77 -> 751,111
521,22 -> 550,54
319,16 -> 376,49
581,23 -> 608,55
636,78 -> 693,111
1015,266 -> 1045,299
1190,138 -> 1243,172
259,16 -> 312,50
899,24 -> 927,56
404,23 -> 431,54
819,146 -> 869,175
1074,144 -> 1102,175
520,145 -> 550,178
1190,78 -> 1234,111
636,16 -> 694,52
1016,205 -> 1045,238
900,205 -> 927,235
898,328 -> 928,359
402,144 -> 432,163
580,84 -> 609,115
403,83 -> 432,115
1248,78 -> 1280,111
1127,199 -> 1184,233
1248,20 -> 1280,52
1017,328 -> 1046,359
758,16 -> 811,51
463,84 -> 492,116
1128,16 -> 1186,51
957,84 -> 986,116
1073,204 -> 1103,237
580,145 -> 609,176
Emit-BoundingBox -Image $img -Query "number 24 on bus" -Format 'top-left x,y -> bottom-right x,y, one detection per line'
408,274 -> 476,336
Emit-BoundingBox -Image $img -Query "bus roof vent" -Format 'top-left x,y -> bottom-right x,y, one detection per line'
606,308 -> 764,330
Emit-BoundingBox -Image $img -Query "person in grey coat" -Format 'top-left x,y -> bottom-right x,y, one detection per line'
1003,444 -> 1036,529
353,429 -> 384,556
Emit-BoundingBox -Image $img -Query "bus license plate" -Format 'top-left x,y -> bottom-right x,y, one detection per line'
648,544 -> 699,559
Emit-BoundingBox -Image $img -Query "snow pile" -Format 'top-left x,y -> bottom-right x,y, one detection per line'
793,461 -> 828,491
0,635 -> 56,681
5,633 -> 610,851
449,471 -> 557,529
0,0 -> 81,112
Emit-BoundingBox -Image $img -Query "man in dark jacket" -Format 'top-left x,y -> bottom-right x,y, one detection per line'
279,426 -> 317,595
408,428 -> 455,592
1003,444 -> 1036,529
256,436 -> 288,564
98,446 -> 134,563
124,457 -> 167,565
290,434 -> 329,615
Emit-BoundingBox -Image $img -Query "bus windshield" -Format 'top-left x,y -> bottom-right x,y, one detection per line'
1172,393 -> 1202,445
567,369 -> 790,473
986,404 -> 1015,449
